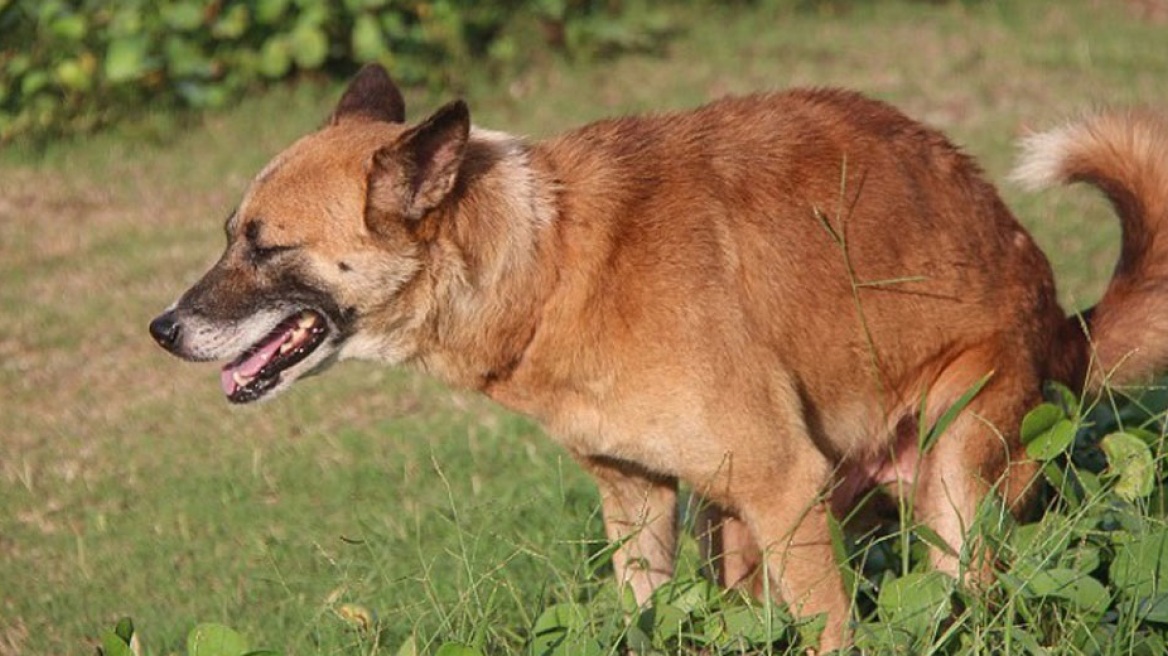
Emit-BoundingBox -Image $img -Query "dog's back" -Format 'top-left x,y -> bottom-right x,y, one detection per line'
492,92 -> 1168,648
522,89 -> 1068,464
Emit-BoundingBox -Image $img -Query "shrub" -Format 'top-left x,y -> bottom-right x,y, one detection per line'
0,0 -> 674,143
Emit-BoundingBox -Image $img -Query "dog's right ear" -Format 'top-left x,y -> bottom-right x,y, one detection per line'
330,64 -> 406,125
366,100 -> 471,230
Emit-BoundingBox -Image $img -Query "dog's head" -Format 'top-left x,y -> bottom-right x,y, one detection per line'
149,65 -> 471,403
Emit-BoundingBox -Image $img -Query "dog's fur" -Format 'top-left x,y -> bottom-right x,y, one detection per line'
150,65 -> 1168,651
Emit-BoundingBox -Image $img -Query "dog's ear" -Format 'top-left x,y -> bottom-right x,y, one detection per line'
330,64 -> 406,125
367,100 -> 470,226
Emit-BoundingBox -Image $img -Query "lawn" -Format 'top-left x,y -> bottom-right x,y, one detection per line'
3,1 -> 1168,654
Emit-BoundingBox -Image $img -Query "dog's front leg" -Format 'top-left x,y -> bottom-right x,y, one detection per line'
582,456 -> 678,605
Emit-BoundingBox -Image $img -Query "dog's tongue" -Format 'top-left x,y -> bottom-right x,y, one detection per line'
220,336 -> 286,396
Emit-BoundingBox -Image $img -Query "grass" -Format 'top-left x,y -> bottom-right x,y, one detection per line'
3,1 -> 1168,653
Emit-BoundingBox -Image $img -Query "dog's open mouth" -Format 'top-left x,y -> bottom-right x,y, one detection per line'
220,310 -> 328,403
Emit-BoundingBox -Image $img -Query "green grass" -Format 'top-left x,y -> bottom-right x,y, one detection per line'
3,1 -> 1168,653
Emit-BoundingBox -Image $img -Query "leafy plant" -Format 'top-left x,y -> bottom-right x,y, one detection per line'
520,381 -> 1168,654
96,618 -> 279,656
90,381 -> 1168,654
0,0 -> 678,143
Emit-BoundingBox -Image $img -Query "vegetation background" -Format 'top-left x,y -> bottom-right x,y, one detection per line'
3,0 -> 1168,653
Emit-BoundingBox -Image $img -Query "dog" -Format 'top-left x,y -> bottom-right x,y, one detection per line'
149,64 -> 1168,651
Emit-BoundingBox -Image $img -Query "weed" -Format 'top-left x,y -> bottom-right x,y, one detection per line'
3,1 -> 1168,654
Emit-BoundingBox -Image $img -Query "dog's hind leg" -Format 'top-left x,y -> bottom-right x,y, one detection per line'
733,448 -> 851,652
911,365 -> 1042,585
583,456 -> 679,605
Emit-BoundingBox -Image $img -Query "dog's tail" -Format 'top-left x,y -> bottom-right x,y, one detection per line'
1012,110 -> 1168,389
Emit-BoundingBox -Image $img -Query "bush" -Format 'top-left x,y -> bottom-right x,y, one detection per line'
0,0 -> 674,143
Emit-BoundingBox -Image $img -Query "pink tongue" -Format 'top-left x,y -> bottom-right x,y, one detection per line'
219,332 -> 289,395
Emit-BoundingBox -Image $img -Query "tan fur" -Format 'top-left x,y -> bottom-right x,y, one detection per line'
151,66 -> 1168,652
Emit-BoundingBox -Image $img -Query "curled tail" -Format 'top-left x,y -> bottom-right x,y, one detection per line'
1012,110 -> 1168,388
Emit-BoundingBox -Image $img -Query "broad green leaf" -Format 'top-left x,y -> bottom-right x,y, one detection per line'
649,601 -> 688,642
876,572 -> 951,639
113,617 -> 134,644
1124,426 -> 1163,448
105,37 -> 151,83
1080,469 -> 1105,497
161,2 -> 204,31
1135,633 -> 1168,654
54,58 -> 93,91
108,5 -> 143,37
258,36 -> 291,78
21,70 -> 50,96
1111,529 -> 1168,599
176,81 -> 229,109
1060,544 -> 1101,575
1024,418 -> 1076,461
6,53 -> 31,76
290,24 -> 328,69
1020,403 -> 1064,445
1009,520 -> 1072,568
717,604 -> 789,647
618,584 -> 639,616
98,630 -> 134,656
187,623 -> 249,656
1102,431 -> 1155,500
655,578 -> 717,615
1138,594 -> 1168,624
296,3 -> 328,27
164,36 -> 214,78
352,14 -> 386,61
212,4 -> 250,40
255,0 -> 289,24
50,14 -> 87,40
1044,380 -> 1080,415
853,624 -> 914,654
1020,567 -> 1109,616
532,602 -> 587,635
795,612 -> 829,654
623,622 -> 653,654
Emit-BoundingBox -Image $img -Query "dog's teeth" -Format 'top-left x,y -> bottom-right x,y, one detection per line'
233,371 -> 250,387
279,340 -> 294,354
298,314 -> 316,329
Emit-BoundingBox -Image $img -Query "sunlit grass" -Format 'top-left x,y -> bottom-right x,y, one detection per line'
2,1 -> 1167,653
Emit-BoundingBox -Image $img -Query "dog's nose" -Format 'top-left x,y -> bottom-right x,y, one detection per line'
149,312 -> 182,351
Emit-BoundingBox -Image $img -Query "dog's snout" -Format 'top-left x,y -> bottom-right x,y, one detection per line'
149,312 -> 182,352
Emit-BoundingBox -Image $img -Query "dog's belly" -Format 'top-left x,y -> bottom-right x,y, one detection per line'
831,416 -> 922,514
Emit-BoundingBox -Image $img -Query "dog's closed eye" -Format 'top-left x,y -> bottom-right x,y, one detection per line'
242,219 -> 296,265
248,243 -> 294,264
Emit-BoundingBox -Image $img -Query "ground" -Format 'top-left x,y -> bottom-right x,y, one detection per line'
2,1 -> 1168,653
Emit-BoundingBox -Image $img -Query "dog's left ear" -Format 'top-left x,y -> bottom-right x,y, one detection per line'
367,100 -> 471,226
330,64 -> 406,125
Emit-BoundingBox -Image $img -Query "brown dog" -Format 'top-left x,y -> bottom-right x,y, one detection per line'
149,64 -> 1168,650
